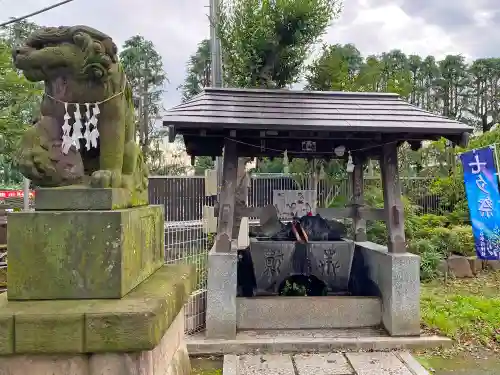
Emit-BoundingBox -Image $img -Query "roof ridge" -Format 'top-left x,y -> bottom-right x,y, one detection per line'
203,87 -> 400,98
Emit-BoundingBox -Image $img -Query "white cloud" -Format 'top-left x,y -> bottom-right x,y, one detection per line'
1,0 -> 498,112
330,3 -> 466,59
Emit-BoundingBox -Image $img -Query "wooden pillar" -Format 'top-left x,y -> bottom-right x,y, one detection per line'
232,158 -> 250,239
380,143 -> 406,253
215,139 -> 238,253
352,154 -> 367,241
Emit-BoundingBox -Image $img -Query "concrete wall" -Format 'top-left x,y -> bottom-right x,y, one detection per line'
357,242 -> 421,336
237,296 -> 382,330
0,309 -> 190,375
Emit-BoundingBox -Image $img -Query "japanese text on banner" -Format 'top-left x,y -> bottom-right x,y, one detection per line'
460,146 -> 500,260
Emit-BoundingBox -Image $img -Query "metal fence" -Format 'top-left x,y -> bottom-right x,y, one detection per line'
150,174 -> 442,221
152,174 -> 441,334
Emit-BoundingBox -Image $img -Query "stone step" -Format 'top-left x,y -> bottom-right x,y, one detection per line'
222,351 -> 430,375
237,296 -> 382,330
187,328 -> 452,355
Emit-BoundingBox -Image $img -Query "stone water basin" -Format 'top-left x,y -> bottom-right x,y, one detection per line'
248,239 -> 355,295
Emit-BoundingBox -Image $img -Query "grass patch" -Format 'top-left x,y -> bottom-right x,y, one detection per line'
191,369 -> 222,375
190,357 -> 223,375
421,271 -> 500,352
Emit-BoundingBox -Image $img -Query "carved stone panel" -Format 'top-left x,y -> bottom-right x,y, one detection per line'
248,240 -> 355,295
307,241 -> 355,292
249,241 -> 294,294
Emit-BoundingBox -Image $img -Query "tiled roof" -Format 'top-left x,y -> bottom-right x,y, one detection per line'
163,87 -> 473,136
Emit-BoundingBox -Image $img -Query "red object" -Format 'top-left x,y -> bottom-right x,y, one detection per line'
307,211 -> 313,216
0,190 -> 35,200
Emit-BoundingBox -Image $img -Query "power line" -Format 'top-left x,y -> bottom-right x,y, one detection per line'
0,0 -> 75,28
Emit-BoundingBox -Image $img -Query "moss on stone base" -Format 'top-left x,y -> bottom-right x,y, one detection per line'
0,264 -> 194,355
7,205 -> 164,300
35,188 -> 146,211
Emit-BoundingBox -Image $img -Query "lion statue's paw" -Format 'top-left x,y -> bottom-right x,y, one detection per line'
90,169 -> 122,188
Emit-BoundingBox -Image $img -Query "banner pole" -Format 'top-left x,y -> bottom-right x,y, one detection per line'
493,144 -> 500,182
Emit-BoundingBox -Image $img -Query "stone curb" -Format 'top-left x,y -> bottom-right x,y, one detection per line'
396,351 -> 430,375
187,335 -> 452,355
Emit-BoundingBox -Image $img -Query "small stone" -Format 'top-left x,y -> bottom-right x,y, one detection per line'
446,255 -> 473,278
258,204 -> 282,237
485,260 -> 500,271
467,257 -> 483,275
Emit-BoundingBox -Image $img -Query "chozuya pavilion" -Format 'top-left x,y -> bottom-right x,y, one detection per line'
163,87 -> 473,342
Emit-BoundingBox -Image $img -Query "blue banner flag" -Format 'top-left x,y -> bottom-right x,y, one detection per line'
460,146 -> 500,260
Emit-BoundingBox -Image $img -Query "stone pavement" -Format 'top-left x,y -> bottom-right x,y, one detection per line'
223,351 -> 429,375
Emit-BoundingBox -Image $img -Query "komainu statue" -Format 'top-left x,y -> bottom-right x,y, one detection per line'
12,25 -> 148,203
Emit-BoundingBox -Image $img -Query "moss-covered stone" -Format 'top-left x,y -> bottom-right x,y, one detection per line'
85,298 -> 167,352
7,205 -> 164,300
0,264 -> 194,355
35,187 -> 145,210
16,312 -> 85,353
0,312 -> 14,355
85,265 -> 194,352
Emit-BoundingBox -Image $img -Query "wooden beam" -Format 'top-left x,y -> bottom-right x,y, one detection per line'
214,139 -> 238,252
352,154 -> 367,241
380,143 -> 406,253
232,157 -> 251,240
359,207 -> 385,221
316,207 -> 352,219
316,206 -> 385,221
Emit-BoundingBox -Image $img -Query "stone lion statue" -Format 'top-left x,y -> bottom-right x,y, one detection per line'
12,25 -> 148,203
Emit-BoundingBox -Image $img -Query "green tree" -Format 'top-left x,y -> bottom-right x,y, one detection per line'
0,39 -> 42,185
467,58 -> 500,132
252,158 -> 284,173
147,137 -> 192,176
218,0 -> 342,88
178,39 -> 214,176
0,20 -> 39,47
119,35 -> 167,159
179,39 -> 211,102
305,43 -> 362,91
356,55 -> 384,92
215,0 -> 342,184
194,156 -> 215,176
434,55 -> 469,120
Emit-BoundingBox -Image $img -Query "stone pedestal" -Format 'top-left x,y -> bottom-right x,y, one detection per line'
2,188 -> 193,375
356,241 -> 420,336
206,247 -> 237,339
0,266 -> 193,374
8,205 -> 164,300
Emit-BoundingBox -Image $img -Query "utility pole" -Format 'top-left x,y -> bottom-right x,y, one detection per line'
209,0 -> 223,88
209,0 -> 224,188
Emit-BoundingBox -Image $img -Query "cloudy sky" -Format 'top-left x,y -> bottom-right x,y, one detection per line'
2,0 -> 499,112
